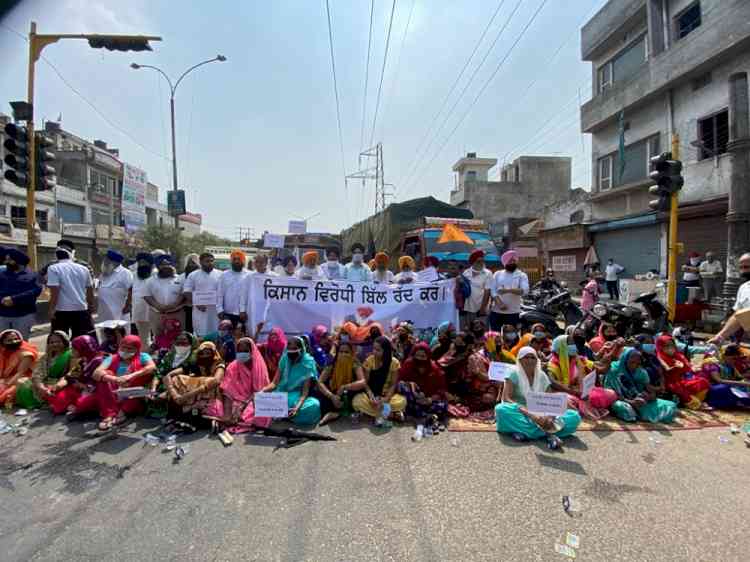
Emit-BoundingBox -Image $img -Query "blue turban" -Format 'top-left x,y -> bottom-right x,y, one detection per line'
106,249 -> 124,263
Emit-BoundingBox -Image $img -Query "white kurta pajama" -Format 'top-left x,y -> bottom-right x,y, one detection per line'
96,266 -> 133,322
184,268 -> 222,336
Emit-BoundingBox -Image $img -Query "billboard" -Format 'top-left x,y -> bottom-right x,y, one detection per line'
121,163 -> 147,230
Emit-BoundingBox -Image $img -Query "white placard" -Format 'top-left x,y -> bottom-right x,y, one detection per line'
254,392 -> 289,418
581,371 -> 597,399
525,391 -> 568,417
264,233 -> 286,249
488,362 -> 513,382
114,386 -> 154,399
193,290 -> 217,307
417,267 -> 438,282
288,220 -> 307,234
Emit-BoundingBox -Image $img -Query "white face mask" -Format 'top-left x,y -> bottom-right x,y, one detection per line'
119,350 -> 135,361
327,259 -> 339,266
101,262 -> 114,275
174,345 -> 192,356
690,258 -> 700,265
352,253 -> 364,264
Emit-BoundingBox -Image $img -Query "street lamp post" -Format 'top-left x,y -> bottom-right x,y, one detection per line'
130,55 -> 227,229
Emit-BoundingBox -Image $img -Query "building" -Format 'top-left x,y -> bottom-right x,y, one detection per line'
450,153 -> 571,228
580,0 -> 750,284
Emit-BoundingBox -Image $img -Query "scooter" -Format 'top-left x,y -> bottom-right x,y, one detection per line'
520,290 -> 582,337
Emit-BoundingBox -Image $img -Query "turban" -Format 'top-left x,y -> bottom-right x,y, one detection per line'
7,248 -> 29,266
155,254 -> 174,267
468,250 -> 485,265
302,251 -> 318,266
135,252 -> 154,265
106,249 -> 124,263
230,250 -> 247,263
398,256 -> 416,270
423,256 -> 439,268
374,252 -> 389,266
501,250 -> 519,266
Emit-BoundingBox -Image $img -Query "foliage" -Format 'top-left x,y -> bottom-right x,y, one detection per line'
140,225 -> 233,268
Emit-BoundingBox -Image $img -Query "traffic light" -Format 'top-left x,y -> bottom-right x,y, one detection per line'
88,36 -> 153,52
34,132 -> 56,191
648,151 -> 684,211
3,122 -> 30,187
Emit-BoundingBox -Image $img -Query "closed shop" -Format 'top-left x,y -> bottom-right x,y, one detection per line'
591,214 -> 660,276
673,200 -> 728,281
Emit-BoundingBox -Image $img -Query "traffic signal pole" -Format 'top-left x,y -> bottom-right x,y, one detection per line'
667,133 -> 680,322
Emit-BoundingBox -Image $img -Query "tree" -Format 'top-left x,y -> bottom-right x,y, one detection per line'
140,224 -> 233,269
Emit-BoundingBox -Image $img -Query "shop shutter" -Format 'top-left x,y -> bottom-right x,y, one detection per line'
675,214 -> 728,276
594,225 -> 661,276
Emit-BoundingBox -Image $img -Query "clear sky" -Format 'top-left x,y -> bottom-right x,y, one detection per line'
0,0 -> 606,238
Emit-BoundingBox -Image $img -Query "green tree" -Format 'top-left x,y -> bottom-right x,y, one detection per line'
140,225 -> 233,269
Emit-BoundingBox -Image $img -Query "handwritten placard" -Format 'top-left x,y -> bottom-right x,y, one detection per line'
254,392 -> 289,418
525,391 -> 568,417
263,233 -> 285,249
488,362 -> 513,382
417,267 -> 438,283
193,290 -> 217,307
114,386 -> 154,399
581,371 -> 597,399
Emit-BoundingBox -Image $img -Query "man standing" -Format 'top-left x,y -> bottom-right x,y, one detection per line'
681,252 -> 702,288
130,253 -> 155,345
372,252 -> 394,284
605,258 -> 624,300
699,251 -> 724,301
183,252 -> 222,337
490,250 -> 529,331
217,250 -> 249,327
144,255 -> 185,336
239,253 -> 276,326
461,250 -> 492,330
321,247 -> 346,280
96,249 -> 133,323
47,239 -> 95,337
709,253 -> 750,344
0,249 -> 42,339
344,243 -> 372,282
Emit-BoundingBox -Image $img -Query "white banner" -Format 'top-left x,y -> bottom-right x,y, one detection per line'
249,276 -> 459,334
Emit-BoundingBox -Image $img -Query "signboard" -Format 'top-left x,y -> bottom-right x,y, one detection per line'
552,254 -> 577,272
167,189 -> 186,216
581,371 -> 597,399
525,392 -> 568,417
121,163 -> 147,230
488,362 -> 513,382
193,291 -> 218,307
288,220 -> 307,234
264,233 -> 285,249
254,392 -> 288,418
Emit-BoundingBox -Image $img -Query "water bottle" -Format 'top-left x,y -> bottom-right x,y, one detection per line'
411,424 -> 424,442
340,391 -> 352,416
381,402 -> 392,418
165,435 -> 177,450
144,433 -> 160,446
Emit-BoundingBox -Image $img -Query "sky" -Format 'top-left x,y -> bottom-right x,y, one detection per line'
0,0 -> 606,238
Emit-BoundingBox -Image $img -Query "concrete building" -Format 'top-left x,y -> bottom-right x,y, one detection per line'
580,0 -> 750,286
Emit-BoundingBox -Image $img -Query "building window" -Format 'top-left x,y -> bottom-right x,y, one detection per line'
57,202 -> 85,224
466,171 -> 477,182
514,166 -> 520,183
10,206 -> 26,228
570,210 -> 584,224
698,109 -> 729,160
675,2 -> 701,40
92,209 -> 111,225
36,210 -> 48,231
598,156 -> 612,191
597,35 -> 647,94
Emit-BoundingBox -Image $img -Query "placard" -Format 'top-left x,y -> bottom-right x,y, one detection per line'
417,267 -> 438,283
288,220 -> 307,234
525,391 -> 568,417
193,290 -> 217,307
114,386 -> 154,399
581,371 -> 597,399
263,233 -> 285,249
488,362 -> 513,382
254,392 -> 289,418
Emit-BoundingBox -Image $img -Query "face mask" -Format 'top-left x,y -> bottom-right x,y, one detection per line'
158,267 -> 173,278
505,332 -> 518,343
3,341 -> 22,350
641,343 -> 656,354
119,351 -> 135,361
505,264 -> 517,272
741,271 -> 750,282
568,344 -> 578,356
235,351 -> 251,363
352,253 -> 364,264
137,265 -> 152,279
231,263 -> 244,272
174,345 -> 192,356
533,331 -> 546,340
690,258 -> 700,265
201,264 -> 213,273
327,259 -> 339,266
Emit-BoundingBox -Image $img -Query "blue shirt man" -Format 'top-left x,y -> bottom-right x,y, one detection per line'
0,249 -> 42,339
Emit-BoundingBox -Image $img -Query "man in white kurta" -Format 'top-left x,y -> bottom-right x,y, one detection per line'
131,253 -> 155,344
96,249 -> 133,323
217,251 -> 250,327
183,252 -> 222,337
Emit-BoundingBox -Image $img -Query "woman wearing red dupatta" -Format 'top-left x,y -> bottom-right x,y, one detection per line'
655,335 -> 709,408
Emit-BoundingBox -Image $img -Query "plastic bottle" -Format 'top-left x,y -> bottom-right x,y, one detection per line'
340,391 -> 351,417
165,435 -> 177,451
411,424 -> 424,442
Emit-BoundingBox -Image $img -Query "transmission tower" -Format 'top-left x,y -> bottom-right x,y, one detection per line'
346,143 -> 392,215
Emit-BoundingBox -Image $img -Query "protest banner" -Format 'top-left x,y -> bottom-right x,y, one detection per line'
488,362 -> 513,382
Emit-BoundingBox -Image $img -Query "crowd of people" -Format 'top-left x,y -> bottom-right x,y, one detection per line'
1,240 -> 750,452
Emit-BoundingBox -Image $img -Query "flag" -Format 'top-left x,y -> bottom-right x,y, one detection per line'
618,109 -> 626,181
437,223 -> 473,245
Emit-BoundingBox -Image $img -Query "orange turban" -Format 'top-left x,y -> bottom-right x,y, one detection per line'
302,251 -> 318,266
398,256 -> 416,270
374,252 -> 389,266
230,250 -> 246,263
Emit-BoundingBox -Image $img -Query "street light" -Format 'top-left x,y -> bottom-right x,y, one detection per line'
130,55 -> 227,228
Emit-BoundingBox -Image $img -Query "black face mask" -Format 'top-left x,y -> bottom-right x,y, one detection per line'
3,341 -> 22,351
137,265 -> 152,279
287,350 -> 301,361
573,336 -> 586,349
603,333 -> 617,341
231,263 -> 244,272
505,264 -> 517,273
741,271 -> 750,282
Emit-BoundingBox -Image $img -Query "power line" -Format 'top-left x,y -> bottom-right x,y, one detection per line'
368,0 -> 397,148
324,0 -> 348,183
380,0 -> 416,141
399,0 -> 519,192
359,0 -> 375,153
403,0 -> 549,197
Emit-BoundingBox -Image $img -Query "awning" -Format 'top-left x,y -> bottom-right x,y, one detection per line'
587,212 -> 658,233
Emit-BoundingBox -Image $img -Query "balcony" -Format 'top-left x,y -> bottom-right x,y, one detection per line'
581,0 -> 750,133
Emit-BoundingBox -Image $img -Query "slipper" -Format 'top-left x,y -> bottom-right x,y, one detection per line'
98,417 -> 115,431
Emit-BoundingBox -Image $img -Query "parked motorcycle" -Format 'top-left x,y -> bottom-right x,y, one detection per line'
520,290 -> 582,337
581,291 -> 671,339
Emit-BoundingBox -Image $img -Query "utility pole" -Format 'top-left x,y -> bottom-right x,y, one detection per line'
668,134 -> 680,322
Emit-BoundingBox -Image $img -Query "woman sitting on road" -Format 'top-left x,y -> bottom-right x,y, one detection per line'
487,328 -> 518,363
92,335 -> 156,430
0,329 -> 39,408
62,335 -> 105,418
260,336 -> 321,426
146,331 -> 198,418
15,331 -> 71,410
391,322 -> 416,362
567,326 -> 596,362
257,326 -> 287,382
697,344 -> 750,409
352,336 -> 407,422
315,340 -> 367,425
430,321 -> 455,361
163,341 -> 225,425
438,331 -> 475,398
546,335 -> 614,421
456,333 -> 503,415
204,337 -> 272,433
307,324 -> 333,371
511,323 -> 551,359
603,347 -> 677,423
397,342 -> 449,422
495,346 -> 582,449
655,334 -> 710,409
589,323 -> 624,358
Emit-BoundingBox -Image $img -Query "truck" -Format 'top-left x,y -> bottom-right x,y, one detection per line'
340,196 -> 500,270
